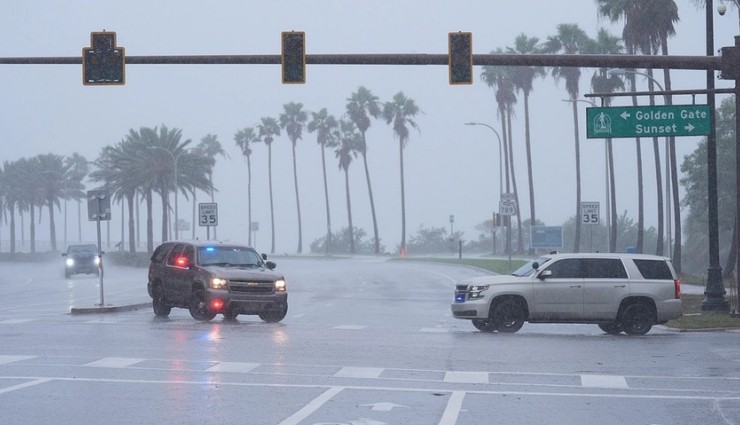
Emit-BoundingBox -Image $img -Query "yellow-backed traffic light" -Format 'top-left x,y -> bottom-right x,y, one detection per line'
282,31 -> 305,84
82,32 -> 125,86
448,32 -> 472,85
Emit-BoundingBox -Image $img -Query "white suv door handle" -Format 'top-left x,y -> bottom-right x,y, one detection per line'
613,285 -> 626,288
570,285 -> 582,288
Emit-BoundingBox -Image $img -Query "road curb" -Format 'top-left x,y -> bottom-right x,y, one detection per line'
70,302 -> 151,315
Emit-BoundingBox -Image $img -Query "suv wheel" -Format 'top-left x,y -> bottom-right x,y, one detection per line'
598,322 -> 622,335
490,298 -> 525,333
620,302 -> 653,335
258,305 -> 288,323
189,290 -> 217,321
223,310 -> 239,320
472,319 -> 494,332
151,285 -> 171,317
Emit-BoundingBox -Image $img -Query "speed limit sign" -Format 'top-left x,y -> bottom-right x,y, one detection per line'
198,202 -> 218,227
581,201 -> 599,224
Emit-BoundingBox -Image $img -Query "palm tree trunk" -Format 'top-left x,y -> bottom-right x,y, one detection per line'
523,92 -> 536,255
268,145 -> 275,254
247,155 -> 253,247
399,139 -> 407,254
361,151 -> 380,254
127,193 -> 135,253
506,108 -> 523,254
321,145 -> 331,254
500,108 -> 511,255
9,206 -> 16,255
344,168 -> 355,254
608,138 -> 618,252
291,142 -> 303,254
146,190 -> 154,253
661,40 -> 680,273
210,172 -> 217,240
30,204 -> 36,253
629,73 -> 645,253
48,199 -> 57,251
646,70 -> 664,255
571,99 -> 582,253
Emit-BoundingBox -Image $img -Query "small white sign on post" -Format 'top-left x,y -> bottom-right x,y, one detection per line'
199,203 -> 218,227
581,201 -> 600,224
499,193 -> 517,216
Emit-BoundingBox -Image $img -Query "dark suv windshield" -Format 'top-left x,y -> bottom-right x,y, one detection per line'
197,246 -> 262,267
68,245 -> 97,254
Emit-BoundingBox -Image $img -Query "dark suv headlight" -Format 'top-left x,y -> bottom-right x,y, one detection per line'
275,279 -> 286,292
209,277 -> 228,290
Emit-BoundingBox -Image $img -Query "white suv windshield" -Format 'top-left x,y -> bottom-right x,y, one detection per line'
512,257 -> 551,277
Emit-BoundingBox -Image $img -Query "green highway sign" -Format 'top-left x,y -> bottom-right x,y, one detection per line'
586,104 -> 711,139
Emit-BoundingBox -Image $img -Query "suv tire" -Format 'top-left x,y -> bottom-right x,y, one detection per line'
472,319 -> 495,332
490,298 -> 525,333
258,306 -> 288,323
151,285 -> 171,317
620,302 -> 653,335
598,322 -> 622,335
189,290 -> 217,321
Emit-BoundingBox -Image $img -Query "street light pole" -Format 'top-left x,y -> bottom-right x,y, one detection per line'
465,122 -> 504,255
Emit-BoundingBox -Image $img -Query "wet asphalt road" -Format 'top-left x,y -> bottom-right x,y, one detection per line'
0,257 -> 738,425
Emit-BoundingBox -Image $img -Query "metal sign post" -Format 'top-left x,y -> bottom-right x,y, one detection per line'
87,190 -> 111,306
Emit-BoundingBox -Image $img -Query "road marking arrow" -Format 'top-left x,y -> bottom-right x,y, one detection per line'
620,111 -> 631,120
684,123 -> 695,132
361,402 -> 406,412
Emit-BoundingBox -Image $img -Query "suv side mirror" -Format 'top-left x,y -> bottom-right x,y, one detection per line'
265,261 -> 277,270
61,253 -> 67,257
538,270 -> 552,279
262,253 -> 268,261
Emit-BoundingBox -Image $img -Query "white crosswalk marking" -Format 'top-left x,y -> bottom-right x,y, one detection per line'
0,355 -> 35,365
444,371 -> 489,384
206,362 -> 260,373
581,374 -> 629,389
84,357 -> 144,368
334,367 -> 383,379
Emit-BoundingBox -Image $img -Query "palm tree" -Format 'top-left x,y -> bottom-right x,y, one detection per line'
346,86 -> 383,254
2,160 -> 23,254
307,108 -> 339,255
508,35 -> 546,254
481,55 -> 521,254
257,117 -> 281,254
64,153 -> 89,244
334,119 -> 362,254
196,134 -> 228,239
234,127 -> 258,246
279,102 -> 308,254
544,23 -> 592,253
590,28 -> 625,253
382,92 -> 421,255
35,153 -> 70,252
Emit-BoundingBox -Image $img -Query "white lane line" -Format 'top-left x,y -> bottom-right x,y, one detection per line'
0,378 -> 52,395
444,371 -> 489,384
334,367 -> 384,379
438,391 -> 466,425
0,319 -> 34,324
0,355 -> 35,365
581,374 -> 629,389
206,362 -> 260,373
277,386 -> 344,425
333,325 -> 366,330
84,357 -> 145,368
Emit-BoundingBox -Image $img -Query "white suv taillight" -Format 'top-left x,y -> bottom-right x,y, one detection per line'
674,279 -> 681,299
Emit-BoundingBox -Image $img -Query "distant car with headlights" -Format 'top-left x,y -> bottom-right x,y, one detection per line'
451,253 -> 682,335
62,244 -> 100,278
147,240 -> 288,322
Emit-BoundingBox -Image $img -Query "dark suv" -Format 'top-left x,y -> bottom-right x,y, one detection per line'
147,240 -> 288,322
62,244 -> 100,278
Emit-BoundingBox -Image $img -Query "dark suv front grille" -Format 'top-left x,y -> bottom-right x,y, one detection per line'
229,280 -> 275,294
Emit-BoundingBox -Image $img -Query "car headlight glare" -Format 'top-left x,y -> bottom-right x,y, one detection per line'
66,258 -> 75,267
94,256 -> 101,265
210,277 -> 228,290
275,279 -> 286,292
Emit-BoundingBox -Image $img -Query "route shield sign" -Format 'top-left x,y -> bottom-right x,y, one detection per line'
586,105 -> 710,139
499,193 -> 517,216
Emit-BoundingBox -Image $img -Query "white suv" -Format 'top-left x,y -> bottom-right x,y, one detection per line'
451,253 -> 682,335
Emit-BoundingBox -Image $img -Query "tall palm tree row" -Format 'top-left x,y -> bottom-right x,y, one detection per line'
307,108 -> 339,255
257,117 -> 281,254
195,134 -> 228,240
334,119 -> 363,254
234,127 -> 258,246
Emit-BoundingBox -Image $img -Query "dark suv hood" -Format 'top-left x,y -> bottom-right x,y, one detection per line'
203,266 -> 283,280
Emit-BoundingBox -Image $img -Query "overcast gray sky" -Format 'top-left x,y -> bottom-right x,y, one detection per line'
1,1 -> 738,253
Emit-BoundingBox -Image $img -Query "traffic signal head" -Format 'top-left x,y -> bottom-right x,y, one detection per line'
82,32 -> 125,86
449,32 -> 472,85
282,31 -> 306,84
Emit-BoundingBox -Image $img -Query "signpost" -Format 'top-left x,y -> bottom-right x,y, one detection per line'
87,190 -> 110,306
586,105 -> 711,139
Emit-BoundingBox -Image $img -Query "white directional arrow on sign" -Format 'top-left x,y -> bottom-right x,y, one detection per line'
620,111 -> 631,120
685,123 -> 695,132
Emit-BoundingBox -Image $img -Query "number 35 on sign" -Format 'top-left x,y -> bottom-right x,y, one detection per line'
581,202 -> 600,224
